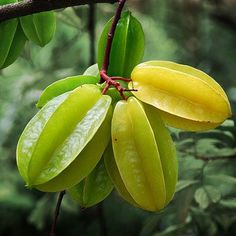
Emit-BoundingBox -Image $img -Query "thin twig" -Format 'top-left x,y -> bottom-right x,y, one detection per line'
97,203 -> 107,236
0,0 -> 118,23
51,191 -> 66,236
196,155 -> 236,161
88,2 -> 96,65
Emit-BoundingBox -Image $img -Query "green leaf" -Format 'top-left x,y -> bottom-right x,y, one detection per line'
220,198 -> 236,208
1,22 -> 27,69
176,180 -> 199,192
154,224 -> 185,236
194,185 -> 221,208
205,174 -> 236,186
194,187 -> 209,209
28,195 -> 53,230
36,75 -> 99,108
204,185 -> 221,203
20,11 -> 56,47
97,11 -> 144,77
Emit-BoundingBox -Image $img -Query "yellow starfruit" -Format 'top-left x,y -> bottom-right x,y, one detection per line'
110,97 -> 177,211
130,60 -> 232,131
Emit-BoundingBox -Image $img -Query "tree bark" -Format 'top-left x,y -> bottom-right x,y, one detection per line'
0,0 -> 118,23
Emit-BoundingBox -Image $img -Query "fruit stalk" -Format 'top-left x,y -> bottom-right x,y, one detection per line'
51,191 -> 66,236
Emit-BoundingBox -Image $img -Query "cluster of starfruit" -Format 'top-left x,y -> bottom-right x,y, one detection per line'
16,11 -> 232,212
0,0 -> 56,69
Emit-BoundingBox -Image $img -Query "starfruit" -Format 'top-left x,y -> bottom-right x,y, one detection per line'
36,75 -> 99,108
17,85 -> 112,192
97,11 -> 145,78
20,11 -> 56,47
109,97 -> 177,212
68,159 -> 113,208
83,64 -> 100,78
0,0 -> 27,69
104,143 -> 140,208
130,61 -> 232,131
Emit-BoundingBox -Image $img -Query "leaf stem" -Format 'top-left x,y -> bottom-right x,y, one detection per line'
101,0 -> 127,74
50,191 -> 66,236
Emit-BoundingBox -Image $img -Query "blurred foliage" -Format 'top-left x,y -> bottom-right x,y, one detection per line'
0,0 -> 235,235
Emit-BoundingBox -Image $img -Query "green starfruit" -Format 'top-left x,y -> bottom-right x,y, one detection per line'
83,64 -> 100,78
17,85 -> 112,192
110,97 -> 177,211
130,61 -> 232,131
20,11 -> 56,47
36,75 -> 99,108
68,159 -> 113,208
98,11 -> 145,77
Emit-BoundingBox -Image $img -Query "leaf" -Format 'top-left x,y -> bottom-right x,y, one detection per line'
205,174 -> 236,186
20,11 -> 56,47
154,224 -> 185,236
176,180 -> 199,192
28,194 -> 53,230
204,185 -> 221,203
194,187 -> 209,209
219,198 -> 236,208
194,185 -> 221,208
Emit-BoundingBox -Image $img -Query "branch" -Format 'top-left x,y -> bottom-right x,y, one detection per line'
51,191 -> 66,236
88,2 -> 96,65
0,0 -> 118,23
196,154 -> 236,161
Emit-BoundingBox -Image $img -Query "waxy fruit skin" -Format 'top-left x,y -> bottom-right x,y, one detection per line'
17,85 -> 112,192
36,107 -> 112,192
68,159 -> 113,207
98,11 -> 145,78
20,11 -> 56,47
143,104 -> 178,204
36,75 -> 99,108
111,97 -> 177,211
130,61 -> 232,131
83,64 -> 100,78
0,0 -> 26,69
104,142 -> 141,208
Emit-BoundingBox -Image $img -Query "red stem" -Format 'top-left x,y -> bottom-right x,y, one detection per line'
100,0 -> 126,81
99,0 -> 138,100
